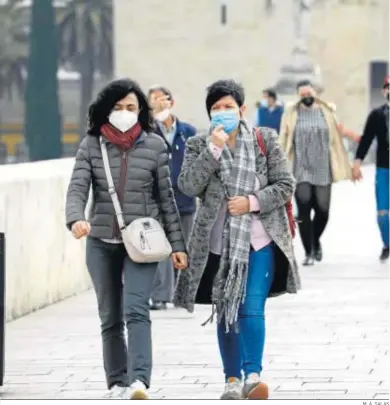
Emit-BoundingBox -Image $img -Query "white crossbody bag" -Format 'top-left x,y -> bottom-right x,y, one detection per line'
100,137 -> 172,263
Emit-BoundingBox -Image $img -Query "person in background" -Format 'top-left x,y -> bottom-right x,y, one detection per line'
254,88 -> 284,133
174,79 -> 300,400
279,79 -> 360,266
353,75 -> 390,262
65,79 -> 187,400
148,85 -> 196,310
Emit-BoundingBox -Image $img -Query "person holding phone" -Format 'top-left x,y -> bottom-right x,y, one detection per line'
147,85 -> 196,310
65,78 -> 187,400
279,80 -> 359,266
174,79 -> 300,400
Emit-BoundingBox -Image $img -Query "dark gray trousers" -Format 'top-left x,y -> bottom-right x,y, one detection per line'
151,213 -> 194,302
86,236 -> 158,389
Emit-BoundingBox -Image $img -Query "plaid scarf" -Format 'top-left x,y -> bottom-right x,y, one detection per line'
215,122 -> 257,332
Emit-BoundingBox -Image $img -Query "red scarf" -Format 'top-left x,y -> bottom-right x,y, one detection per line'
101,122 -> 142,150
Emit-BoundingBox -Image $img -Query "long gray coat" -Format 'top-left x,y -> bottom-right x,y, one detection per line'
173,126 -> 301,313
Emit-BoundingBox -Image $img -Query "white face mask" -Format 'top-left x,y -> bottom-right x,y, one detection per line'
108,110 -> 138,132
154,108 -> 171,122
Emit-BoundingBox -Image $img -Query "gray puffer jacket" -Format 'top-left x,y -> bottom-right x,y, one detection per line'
65,131 -> 186,253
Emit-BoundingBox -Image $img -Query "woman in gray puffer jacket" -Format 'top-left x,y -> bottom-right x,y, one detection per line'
65,79 -> 187,400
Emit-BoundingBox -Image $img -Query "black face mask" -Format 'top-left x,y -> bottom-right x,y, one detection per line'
386,93 -> 389,102
301,96 -> 315,107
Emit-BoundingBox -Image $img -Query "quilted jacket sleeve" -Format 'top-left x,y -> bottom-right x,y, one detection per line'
65,137 -> 92,230
156,143 -> 186,253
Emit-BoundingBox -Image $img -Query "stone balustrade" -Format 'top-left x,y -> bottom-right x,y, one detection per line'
0,158 -> 91,321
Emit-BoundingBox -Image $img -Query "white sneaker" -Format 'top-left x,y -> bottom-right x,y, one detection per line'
104,384 -> 129,399
220,377 -> 242,400
129,380 -> 149,400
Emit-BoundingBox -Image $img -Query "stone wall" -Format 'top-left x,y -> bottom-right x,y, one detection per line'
114,0 -> 389,131
0,159 -> 91,321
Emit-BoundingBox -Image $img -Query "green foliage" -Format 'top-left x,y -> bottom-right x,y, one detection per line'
58,0 -> 113,77
0,0 -> 28,101
57,0 -> 113,134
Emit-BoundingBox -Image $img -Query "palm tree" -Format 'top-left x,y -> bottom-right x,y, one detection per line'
57,0 -> 113,136
0,0 -> 29,102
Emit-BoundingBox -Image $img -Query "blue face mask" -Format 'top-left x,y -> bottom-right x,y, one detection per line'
260,99 -> 269,108
210,110 -> 240,134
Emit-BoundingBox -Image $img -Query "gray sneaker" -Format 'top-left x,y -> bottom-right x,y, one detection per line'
220,377 -> 242,400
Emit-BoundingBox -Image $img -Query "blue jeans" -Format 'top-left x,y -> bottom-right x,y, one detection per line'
375,168 -> 389,247
217,243 -> 275,380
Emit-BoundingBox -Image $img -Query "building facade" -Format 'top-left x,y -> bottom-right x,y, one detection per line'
114,0 -> 389,131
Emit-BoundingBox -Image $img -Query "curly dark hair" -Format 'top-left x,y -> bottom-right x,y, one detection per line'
205,79 -> 245,117
87,78 -> 154,135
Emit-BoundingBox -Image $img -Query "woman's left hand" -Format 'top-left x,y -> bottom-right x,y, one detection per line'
228,196 -> 250,216
337,123 -> 361,142
172,252 -> 188,270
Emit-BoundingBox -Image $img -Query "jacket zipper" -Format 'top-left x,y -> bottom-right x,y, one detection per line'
112,150 -> 129,238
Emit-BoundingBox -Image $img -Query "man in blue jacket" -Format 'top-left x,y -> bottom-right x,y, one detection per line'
254,88 -> 284,133
148,85 -> 196,310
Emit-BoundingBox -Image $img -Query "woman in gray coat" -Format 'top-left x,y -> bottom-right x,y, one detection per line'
65,79 -> 187,400
174,80 -> 301,400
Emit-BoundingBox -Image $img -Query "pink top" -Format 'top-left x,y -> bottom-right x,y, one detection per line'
208,142 -> 272,253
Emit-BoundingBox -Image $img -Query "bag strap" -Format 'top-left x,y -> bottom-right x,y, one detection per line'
254,127 -> 267,156
100,136 -> 126,231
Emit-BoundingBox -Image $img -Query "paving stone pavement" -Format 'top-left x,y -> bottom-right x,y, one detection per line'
0,166 -> 389,400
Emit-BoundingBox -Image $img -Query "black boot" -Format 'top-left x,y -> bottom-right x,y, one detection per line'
313,243 -> 323,262
379,247 -> 389,262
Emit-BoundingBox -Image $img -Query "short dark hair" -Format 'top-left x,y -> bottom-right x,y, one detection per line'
263,88 -> 277,100
147,85 -> 173,100
205,79 -> 245,116
87,78 -> 154,135
296,80 -> 313,91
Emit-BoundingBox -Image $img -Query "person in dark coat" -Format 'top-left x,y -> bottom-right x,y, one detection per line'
65,79 -> 187,400
148,85 -> 196,310
353,75 -> 390,262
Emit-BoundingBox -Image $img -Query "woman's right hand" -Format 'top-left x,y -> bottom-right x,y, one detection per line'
210,125 -> 229,148
71,221 -> 91,239
172,252 -> 188,270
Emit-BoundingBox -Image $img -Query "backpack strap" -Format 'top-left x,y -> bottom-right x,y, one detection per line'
254,127 -> 266,156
